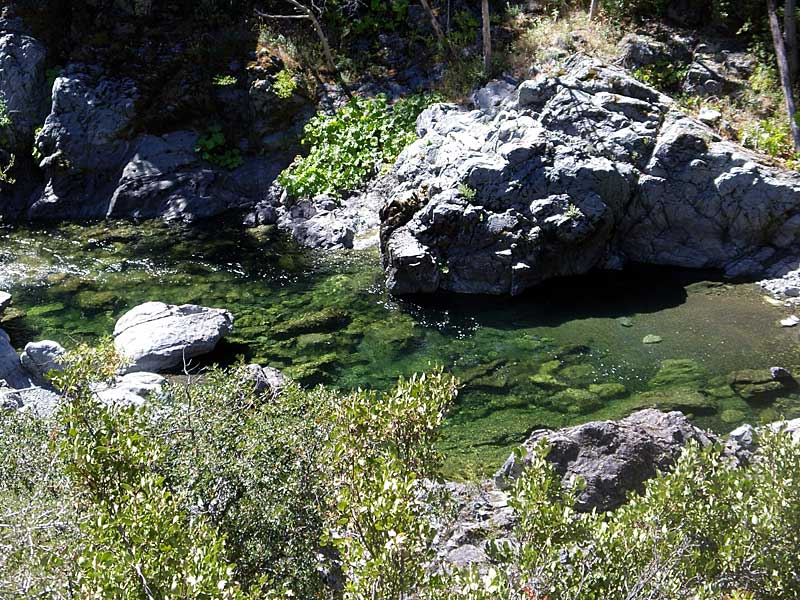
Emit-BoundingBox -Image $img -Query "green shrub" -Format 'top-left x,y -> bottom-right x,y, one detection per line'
632,60 -> 689,92
278,93 -> 441,199
0,99 -> 15,184
196,125 -> 244,170
272,69 -> 297,99
435,431 -> 800,599
741,117 -> 798,161
0,342 -> 459,598
50,342 -> 252,599
213,74 -> 238,86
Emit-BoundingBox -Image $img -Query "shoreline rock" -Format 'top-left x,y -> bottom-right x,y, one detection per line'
379,55 -> 800,296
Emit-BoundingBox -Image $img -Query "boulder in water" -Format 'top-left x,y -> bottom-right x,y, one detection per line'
113,302 -> 234,373
380,55 -> 800,295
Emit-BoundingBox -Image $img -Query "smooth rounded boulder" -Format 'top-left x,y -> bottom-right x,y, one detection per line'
20,340 -> 66,384
113,302 -> 234,373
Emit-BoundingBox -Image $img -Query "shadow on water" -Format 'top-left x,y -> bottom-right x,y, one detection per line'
394,263 -> 720,333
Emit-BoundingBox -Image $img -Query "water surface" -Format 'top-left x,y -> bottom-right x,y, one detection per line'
2,221 -> 799,478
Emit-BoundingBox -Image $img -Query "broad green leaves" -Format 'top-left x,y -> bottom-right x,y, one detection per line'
278,94 -> 441,199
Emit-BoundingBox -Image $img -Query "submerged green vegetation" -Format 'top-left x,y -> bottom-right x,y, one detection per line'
1,222 -> 800,478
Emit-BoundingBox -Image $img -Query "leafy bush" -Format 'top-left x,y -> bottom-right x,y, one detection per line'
0,343 -> 458,598
196,125 -> 244,170
213,74 -> 238,86
278,94 -> 441,199
435,432 -> 800,599
632,60 -> 689,92
273,69 -> 297,99
52,344 -> 252,599
0,98 -> 16,184
741,117 -> 798,161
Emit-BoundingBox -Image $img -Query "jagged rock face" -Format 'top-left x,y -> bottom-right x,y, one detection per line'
0,17 -> 48,152
495,409 -> 716,512
26,68 -> 291,222
380,56 -> 800,295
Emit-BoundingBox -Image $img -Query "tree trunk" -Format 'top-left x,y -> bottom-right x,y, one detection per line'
786,0 -> 798,84
482,0 -> 491,76
769,0 -> 800,150
257,2 -> 352,99
419,0 -> 447,47
589,0 -> 600,20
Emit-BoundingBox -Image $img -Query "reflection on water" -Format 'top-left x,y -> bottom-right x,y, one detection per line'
2,220 -> 799,478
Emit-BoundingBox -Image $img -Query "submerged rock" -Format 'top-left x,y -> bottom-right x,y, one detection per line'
495,409 -> 716,511
728,368 -> 795,402
379,55 -> 800,295
113,302 -> 234,373
631,386 -> 717,415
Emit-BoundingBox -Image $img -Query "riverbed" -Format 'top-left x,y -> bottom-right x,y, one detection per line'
2,220 -> 799,478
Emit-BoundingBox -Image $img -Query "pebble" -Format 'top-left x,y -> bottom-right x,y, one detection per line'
617,316 -> 633,327
698,107 -> 722,125
780,315 -> 800,327
642,334 -> 662,344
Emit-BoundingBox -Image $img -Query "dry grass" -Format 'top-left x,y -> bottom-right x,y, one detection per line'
502,9 -> 623,78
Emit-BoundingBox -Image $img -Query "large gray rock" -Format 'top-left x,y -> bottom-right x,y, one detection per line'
0,328 -> 32,388
380,56 -> 800,295
0,18 -> 48,152
114,302 -> 234,373
20,339 -> 66,384
36,69 -> 138,174
494,409 -> 716,511
27,67 -> 291,222
105,131 -> 287,222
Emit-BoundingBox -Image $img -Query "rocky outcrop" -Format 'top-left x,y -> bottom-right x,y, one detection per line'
24,67 -> 292,223
494,409 -> 716,511
0,14 -> 48,152
380,55 -> 800,295
245,177 -> 391,250
113,302 -> 234,373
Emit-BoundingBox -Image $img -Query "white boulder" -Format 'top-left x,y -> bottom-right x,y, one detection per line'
113,302 -> 234,373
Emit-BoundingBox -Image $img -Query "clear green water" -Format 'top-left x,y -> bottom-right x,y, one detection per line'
2,220 -> 800,479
